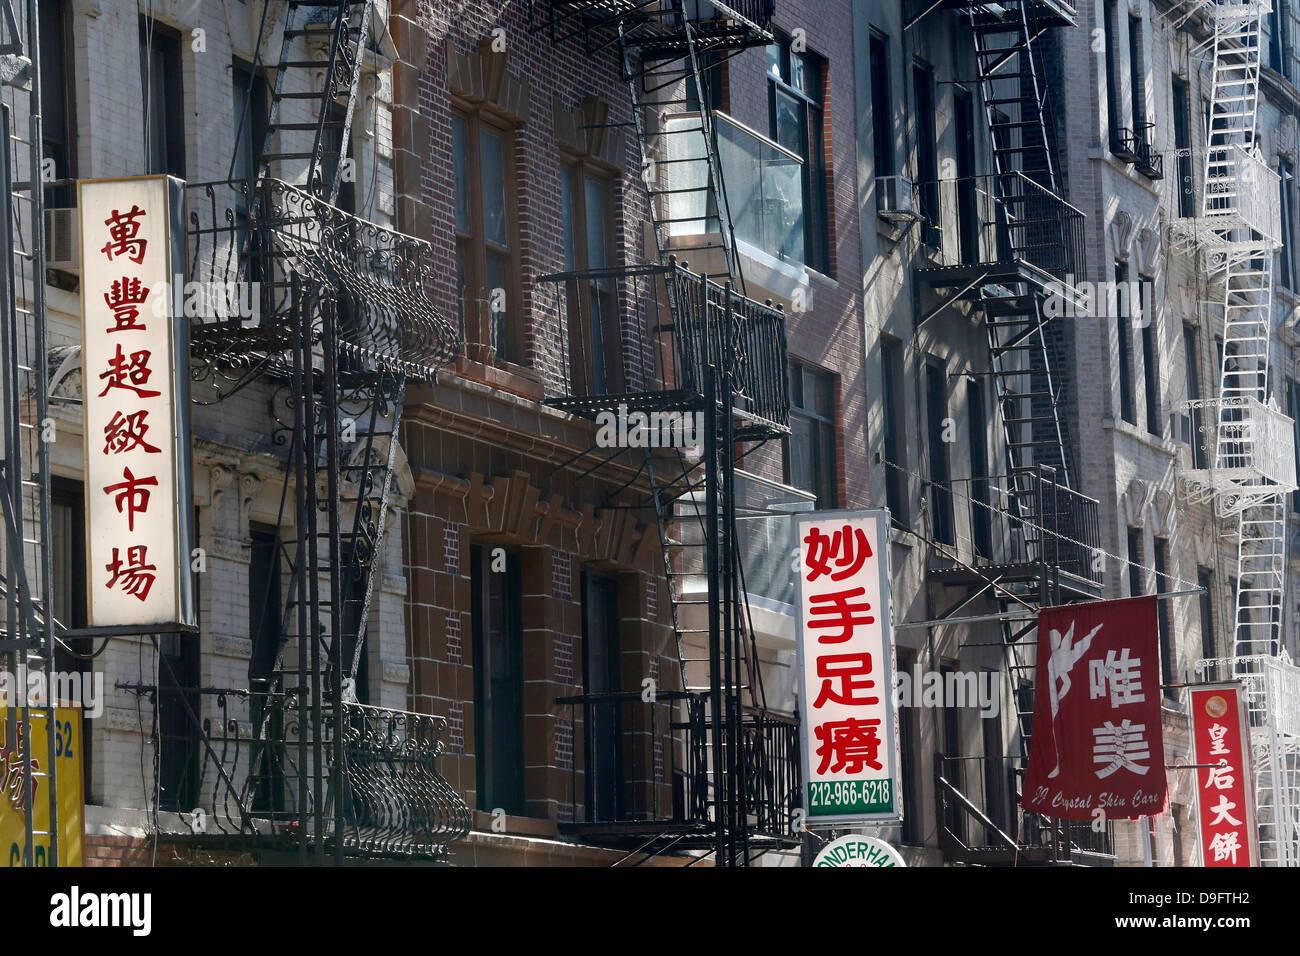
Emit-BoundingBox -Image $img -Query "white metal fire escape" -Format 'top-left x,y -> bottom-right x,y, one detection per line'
1175,0 -> 1300,866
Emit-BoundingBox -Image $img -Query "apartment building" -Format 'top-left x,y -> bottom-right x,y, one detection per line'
393,0 -> 868,865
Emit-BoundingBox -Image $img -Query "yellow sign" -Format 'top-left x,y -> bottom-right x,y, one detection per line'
0,709 -> 84,866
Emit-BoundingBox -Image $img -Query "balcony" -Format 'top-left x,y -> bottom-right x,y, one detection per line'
939,0 -> 1077,28
137,686 -> 471,860
184,178 -> 461,385
530,1 -> 775,55
535,260 -> 790,440
1202,145 -> 1284,246
926,471 -> 1104,599
912,172 -> 1087,291
555,691 -> 801,854
1176,396 -> 1298,510
661,111 -> 811,298
936,755 -> 1114,866
1115,125 -> 1165,180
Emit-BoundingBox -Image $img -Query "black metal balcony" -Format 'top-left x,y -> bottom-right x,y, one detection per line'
1116,124 -> 1163,179
945,0 -> 1078,28
555,691 -> 801,854
936,755 -> 1114,866
536,260 -> 790,440
926,471 -> 1103,598
529,0 -> 775,56
184,178 -> 461,387
913,172 -> 1087,288
128,685 -> 471,861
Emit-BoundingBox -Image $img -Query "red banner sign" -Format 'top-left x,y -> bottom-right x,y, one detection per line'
1022,596 -> 1167,821
1190,683 -> 1257,867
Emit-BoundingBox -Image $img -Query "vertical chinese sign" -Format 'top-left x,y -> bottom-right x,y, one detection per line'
1190,683 -> 1258,867
794,511 -> 901,824
1022,596 -> 1168,820
78,176 -> 195,631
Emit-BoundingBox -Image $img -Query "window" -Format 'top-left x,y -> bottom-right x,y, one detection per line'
1103,0 -> 1121,149
968,377 -> 993,558
1141,289 -> 1161,437
954,88 -> 980,265
869,31 -> 894,185
881,338 -> 908,527
232,61 -> 269,187
926,360 -> 954,546
39,0 -> 74,207
940,661 -> 962,842
340,543 -> 371,706
1172,77 -> 1195,218
471,544 -> 524,815
1184,324 -> 1206,468
913,62 -> 940,248
1269,0 -> 1291,78
248,523 -> 282,687
768,36 -> 830,273
981,677 -> 1007,835
1290,380 -> 1300,511
1116,261 -> 1136,424
51,479 -> 92,799
1128,16 -> 1147,136
1154,538 -> 1174,700
784,360 -> 838,508
453,110 -> 521,364
139,17 -> 184,177
581,571 -> 623,822
561,161 -> 620,395
1279,160 -> 1296,291
896,648 -> 920,845
1198,566 -> 1216,661
1127,527 -> 1143,597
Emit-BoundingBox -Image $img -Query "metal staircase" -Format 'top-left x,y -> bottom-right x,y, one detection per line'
0,0 -> 61,867
257,0 -> 372,204
1173,0 -> 1300,866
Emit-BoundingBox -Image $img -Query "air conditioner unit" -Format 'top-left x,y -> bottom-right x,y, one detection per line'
877,175 -> 920,223
44,208 -> 79,272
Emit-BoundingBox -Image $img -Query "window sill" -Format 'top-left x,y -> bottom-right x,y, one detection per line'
453,354 -> 543,402
470,809 -> 558,838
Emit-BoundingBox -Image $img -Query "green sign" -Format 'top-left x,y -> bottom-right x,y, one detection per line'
808,778 -> 895,816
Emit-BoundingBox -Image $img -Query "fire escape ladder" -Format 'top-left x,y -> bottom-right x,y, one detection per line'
619,13 -> 746,291
261,0 -> 372,204
0,0 -> 60,867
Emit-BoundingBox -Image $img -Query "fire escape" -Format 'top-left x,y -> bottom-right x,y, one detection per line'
1171,0 -> 1300,867
909,0 -> 1112,864
123,0 -> 470,862
530,1 -> 801,865
0,0 -> 61,867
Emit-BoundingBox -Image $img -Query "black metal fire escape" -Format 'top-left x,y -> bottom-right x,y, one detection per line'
125,0 -> 469,862
912,0 -> 1112,864
531,1 -> 801,866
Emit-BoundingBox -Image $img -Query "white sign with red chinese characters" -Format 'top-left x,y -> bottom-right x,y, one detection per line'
794,510 -> 901,824
78,176 -> 195,630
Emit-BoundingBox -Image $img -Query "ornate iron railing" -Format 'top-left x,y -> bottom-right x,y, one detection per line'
184,178 -> 461,390
126,685 -> 471,860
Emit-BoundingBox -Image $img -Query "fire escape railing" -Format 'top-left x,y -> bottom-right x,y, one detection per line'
556,691 -> 801,844
185,177 -> 461,383
536,260 -> 789,430
130,686 -> 471,859
913,172 -> 1087,282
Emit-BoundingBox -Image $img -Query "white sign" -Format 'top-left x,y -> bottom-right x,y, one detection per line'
794,510 -> 901,824
812,834 -> 906,867
78,176 -> 195,631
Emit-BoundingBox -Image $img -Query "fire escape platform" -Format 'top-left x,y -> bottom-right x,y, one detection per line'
949,0 -> 1078,29
926,561 -> 1104,601
914,258 -> 1076,297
